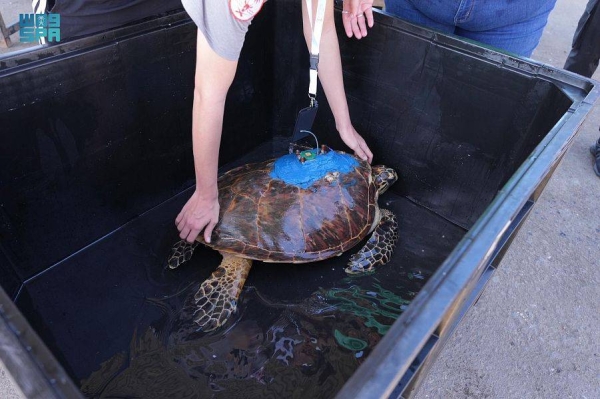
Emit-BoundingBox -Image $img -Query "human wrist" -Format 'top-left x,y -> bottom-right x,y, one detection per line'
336,120 -> 353,136
335,113 -> 353,133
194,184 -> 218,201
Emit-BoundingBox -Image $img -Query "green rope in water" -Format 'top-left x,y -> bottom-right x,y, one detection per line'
326,284 -> 410,335
333,329 -> 368,351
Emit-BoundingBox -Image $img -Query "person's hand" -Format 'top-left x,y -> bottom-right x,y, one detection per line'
338,124 -> 373,163
176,191 -> 220,243
342,0 -> 375,39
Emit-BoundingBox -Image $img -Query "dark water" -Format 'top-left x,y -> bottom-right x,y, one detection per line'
79,281 -> 410,398
15,143 -> 466,398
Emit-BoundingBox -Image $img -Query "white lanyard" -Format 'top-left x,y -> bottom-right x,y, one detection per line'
305,0 -> 327,101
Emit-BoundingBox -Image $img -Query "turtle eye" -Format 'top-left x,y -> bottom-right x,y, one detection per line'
374,167 -> 397,194
375,176 -> 389,192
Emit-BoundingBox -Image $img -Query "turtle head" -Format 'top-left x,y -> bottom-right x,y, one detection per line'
372,165 -> 398,195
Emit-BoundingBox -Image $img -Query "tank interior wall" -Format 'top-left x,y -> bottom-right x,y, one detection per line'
0,1 -> 572,300
0,10 -> 274,298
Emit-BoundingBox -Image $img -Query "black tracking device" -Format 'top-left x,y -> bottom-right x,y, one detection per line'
292,100 -> 318,142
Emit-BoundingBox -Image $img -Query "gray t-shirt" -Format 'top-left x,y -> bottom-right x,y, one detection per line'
181,0 -> 259,61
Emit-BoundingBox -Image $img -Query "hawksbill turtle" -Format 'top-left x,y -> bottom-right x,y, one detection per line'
168,145 -> 399,331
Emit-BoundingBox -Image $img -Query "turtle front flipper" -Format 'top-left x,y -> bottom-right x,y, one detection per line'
193,253 -> 252,332
167,240 -> 199,269
345,209 -> 398,274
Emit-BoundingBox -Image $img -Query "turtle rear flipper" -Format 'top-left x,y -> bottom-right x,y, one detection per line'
193,253 -> 253,332
345,209 -> 398,274
167,240 -> 199,269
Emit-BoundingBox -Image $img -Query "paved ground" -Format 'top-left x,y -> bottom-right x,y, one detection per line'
1,0 -> 598,397
0,0 -> 36,55
0,360 -> 21,399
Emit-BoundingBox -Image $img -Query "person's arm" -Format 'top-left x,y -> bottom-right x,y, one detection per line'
176,30 -> 238,243
302,0 -> 373,163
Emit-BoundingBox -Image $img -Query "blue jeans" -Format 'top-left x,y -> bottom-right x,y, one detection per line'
384,0 -> 557,57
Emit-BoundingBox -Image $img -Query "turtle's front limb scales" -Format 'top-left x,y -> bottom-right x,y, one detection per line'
345,209 -> 399,274
193,253 -> 252,331
167,240 -> 199,269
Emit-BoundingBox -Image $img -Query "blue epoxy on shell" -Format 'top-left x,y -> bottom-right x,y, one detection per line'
270,150 -> 359,189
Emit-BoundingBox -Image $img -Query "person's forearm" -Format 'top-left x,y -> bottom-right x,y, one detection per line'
318,24 -> 353,131
191,91 -> 224,200
303,0 -> 352,131
191,29 -> 238,199
301,0 -> 373,162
